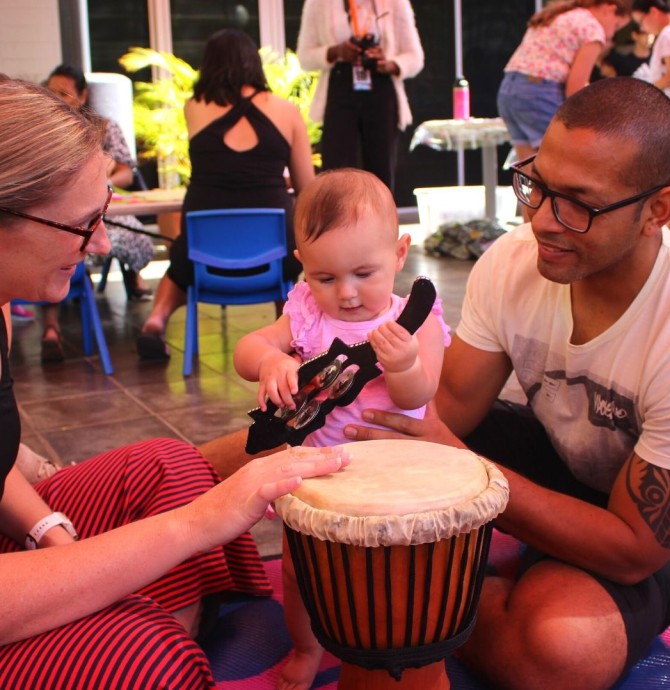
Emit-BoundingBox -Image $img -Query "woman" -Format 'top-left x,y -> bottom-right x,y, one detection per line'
497,0 -> 631,162
0,74 -> 345,689
138,29 -> 314,360
42,64 -> 155,362
296,0 -> 424,194
46,64 -> 154,298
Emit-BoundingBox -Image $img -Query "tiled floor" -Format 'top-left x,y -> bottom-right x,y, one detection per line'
9,243 -> 473,556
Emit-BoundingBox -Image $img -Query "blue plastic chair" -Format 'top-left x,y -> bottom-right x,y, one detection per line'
12,263 -> 114,375
183,208 -> 293,377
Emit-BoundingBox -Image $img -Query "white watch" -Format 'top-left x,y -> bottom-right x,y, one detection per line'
25,512 -> 78,550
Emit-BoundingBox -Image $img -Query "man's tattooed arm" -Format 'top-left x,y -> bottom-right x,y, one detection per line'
626,455 -> 670,549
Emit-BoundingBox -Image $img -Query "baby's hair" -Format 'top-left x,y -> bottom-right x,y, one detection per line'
295,168 -> 398,243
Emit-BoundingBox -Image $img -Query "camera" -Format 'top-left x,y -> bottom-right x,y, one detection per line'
351,33 -> 379,71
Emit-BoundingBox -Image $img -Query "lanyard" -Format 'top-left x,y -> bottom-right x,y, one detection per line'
346,0 -> 378,39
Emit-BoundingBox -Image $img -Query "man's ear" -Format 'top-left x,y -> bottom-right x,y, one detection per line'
395,233 -> 411,270
643,186 -> 670,236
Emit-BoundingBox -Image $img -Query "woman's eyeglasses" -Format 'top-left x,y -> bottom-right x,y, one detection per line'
0,186 -> 112,252
510,155 -> 667,234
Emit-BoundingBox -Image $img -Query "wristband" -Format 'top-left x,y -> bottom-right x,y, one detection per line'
25,512 -> 78,550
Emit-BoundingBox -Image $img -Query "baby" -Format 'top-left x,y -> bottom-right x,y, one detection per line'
234,168 -> 450,690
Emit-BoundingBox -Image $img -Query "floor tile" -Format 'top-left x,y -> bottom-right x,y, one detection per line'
42,417 -> 184,466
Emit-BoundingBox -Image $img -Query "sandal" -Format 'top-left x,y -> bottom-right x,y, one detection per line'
41,326 -> 65,363
137,332 -> 170,360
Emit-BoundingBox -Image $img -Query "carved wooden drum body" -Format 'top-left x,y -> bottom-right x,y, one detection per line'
274,440 -> 509,688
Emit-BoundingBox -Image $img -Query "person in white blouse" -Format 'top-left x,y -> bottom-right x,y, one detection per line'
297,0 -> 423,194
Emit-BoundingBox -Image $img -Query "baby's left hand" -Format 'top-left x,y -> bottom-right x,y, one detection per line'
368,321 -> 418,373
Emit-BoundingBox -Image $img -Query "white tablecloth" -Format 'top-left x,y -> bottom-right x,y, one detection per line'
410,118 -> 510,152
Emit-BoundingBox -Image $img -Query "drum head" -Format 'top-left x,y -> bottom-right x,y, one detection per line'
274,440 -> 509,547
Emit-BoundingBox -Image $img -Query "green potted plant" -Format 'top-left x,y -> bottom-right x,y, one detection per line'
118,45 -> 322,188
118,47 -> 196,190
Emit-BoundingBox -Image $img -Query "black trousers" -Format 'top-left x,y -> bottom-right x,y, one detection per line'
321,62 -> 399,193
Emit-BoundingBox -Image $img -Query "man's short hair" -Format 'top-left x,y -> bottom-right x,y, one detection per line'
554,77 -> 670,190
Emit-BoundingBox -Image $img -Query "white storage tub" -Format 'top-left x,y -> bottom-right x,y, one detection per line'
413,185 -> 519,244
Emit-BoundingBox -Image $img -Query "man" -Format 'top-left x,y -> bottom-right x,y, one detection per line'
342,76 -> 670,690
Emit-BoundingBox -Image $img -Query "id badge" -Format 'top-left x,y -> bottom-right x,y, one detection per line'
352,65 -> 373,91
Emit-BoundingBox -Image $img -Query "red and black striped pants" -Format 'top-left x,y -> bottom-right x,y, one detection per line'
0,438 -> 271,689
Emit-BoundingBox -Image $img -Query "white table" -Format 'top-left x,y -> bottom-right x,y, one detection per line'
410,118 -> 511,220
107,188 -> 185,217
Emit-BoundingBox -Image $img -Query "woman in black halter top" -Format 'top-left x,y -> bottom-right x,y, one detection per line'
138,29 -> 315,360
0,75 -> 342,690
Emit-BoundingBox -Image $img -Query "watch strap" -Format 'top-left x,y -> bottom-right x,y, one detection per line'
25,512 -> 78,550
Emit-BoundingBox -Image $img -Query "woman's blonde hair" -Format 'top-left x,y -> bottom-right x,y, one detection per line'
0,75 -> 101,215
529,0 -> 632,27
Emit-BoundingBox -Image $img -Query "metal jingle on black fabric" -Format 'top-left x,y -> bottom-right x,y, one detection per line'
329,367 -> 357,399
275,387 -> 310,421
292,399 -> 321,430
315,360 -> 342,389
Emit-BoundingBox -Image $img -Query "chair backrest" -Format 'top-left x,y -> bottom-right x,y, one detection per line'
186,208 -> 292,304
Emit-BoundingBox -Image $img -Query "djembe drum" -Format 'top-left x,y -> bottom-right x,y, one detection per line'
274,440 -> 509,689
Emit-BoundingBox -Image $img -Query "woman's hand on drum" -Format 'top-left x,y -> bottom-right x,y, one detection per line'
184,449 -> 350,552
343,400 -> 467,448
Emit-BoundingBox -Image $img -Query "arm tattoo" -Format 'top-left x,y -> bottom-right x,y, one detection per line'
626,456 -> 670,548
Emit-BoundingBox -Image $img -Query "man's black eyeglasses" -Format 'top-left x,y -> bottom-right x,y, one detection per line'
510,155 -> 667,234
0,186 -> 112,252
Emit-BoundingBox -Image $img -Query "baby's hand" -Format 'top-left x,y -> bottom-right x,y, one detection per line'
258,353 -> 301,411
368,321 -> 419,373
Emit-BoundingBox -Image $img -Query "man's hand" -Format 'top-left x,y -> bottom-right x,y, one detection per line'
343,400 -> 467,448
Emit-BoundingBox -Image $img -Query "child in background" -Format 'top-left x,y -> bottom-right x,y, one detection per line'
234,168 -> 450,690
497,0 -> 631,162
